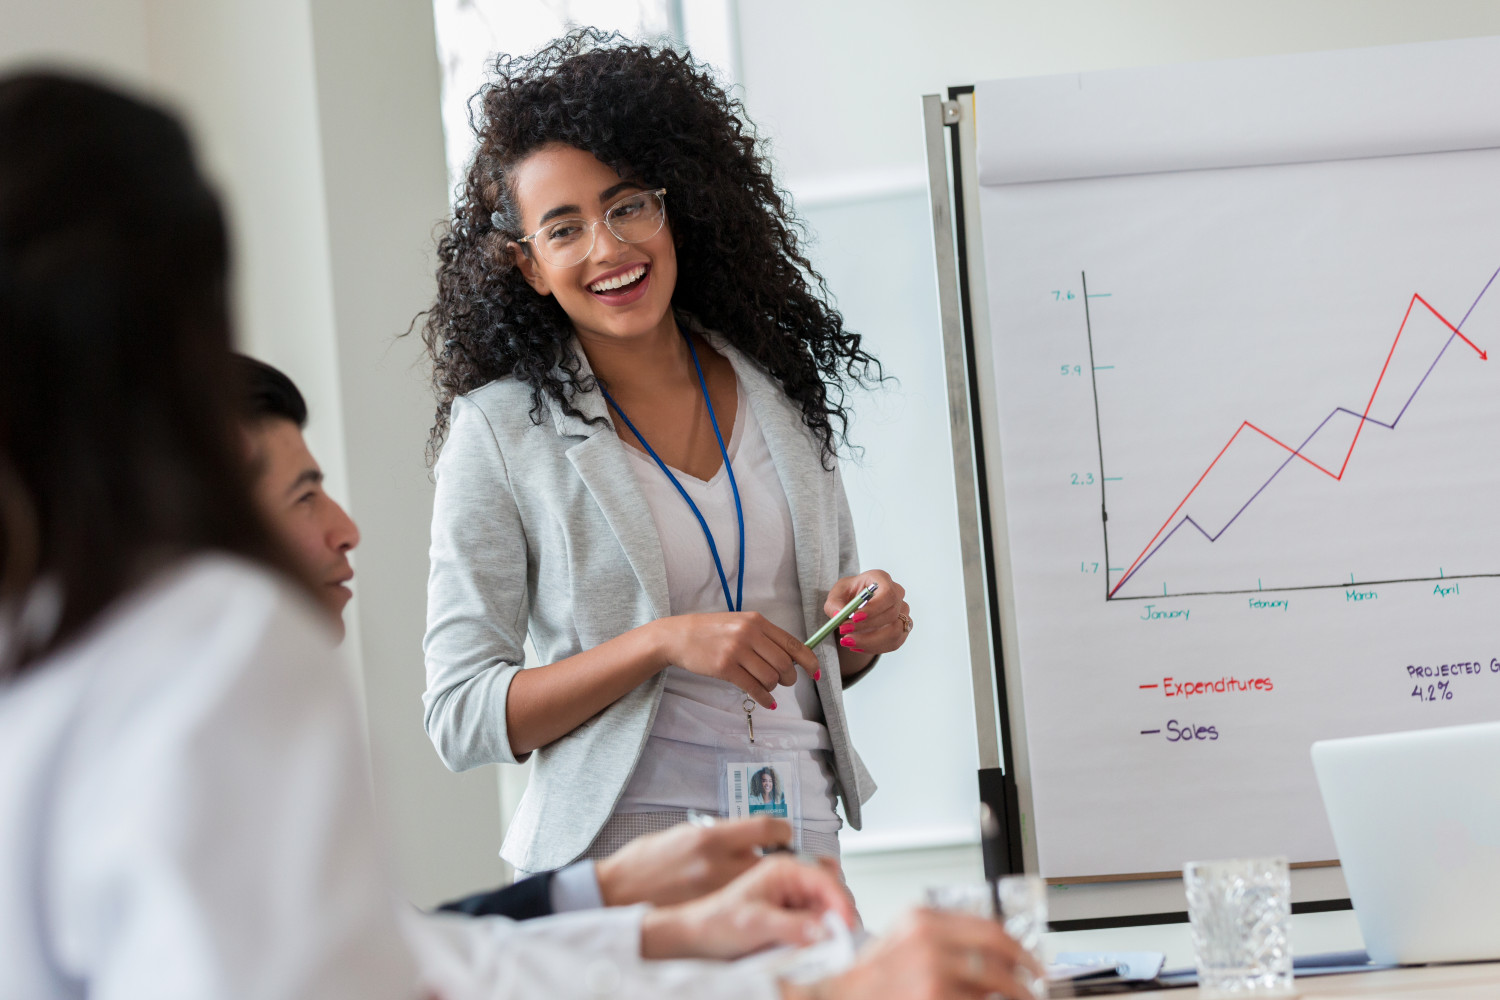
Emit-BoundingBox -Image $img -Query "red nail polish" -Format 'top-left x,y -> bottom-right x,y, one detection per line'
850,612 -> 868,623
840,636 -> 855,648
770,699 -> 778,710
854,647 -> 867,654
838,623 -> 854,634
814,669 -> 822,681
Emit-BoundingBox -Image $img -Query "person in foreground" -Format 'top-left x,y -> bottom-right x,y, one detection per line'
235,354 -> 826,919
0,71 -> 1038,999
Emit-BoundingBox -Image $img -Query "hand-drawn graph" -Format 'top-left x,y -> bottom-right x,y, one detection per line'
1093,267 -> 1498,601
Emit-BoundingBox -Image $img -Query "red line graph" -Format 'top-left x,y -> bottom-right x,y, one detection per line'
1108,292 -> 1489,598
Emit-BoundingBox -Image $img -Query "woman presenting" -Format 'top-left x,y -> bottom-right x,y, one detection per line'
419,30 -> 913,876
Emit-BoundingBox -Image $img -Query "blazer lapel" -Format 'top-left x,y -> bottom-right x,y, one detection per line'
549,344 -> 672,622
715,338 -> 830,635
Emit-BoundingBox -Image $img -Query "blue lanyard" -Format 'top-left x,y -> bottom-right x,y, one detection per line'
599,334 -> 745,613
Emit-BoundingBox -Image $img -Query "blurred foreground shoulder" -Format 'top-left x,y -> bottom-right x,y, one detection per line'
0,554 -> 417,1000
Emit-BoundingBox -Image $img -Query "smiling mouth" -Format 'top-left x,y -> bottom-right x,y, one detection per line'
588,263 -> 649,295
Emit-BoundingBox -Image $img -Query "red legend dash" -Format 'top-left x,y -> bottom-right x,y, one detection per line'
1139,684 -> 1159,689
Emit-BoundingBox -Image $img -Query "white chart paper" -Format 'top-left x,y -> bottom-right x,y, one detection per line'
978,134 -> 1500,878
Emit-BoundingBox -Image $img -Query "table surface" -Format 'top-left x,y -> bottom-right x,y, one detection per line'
1123,961 -> 1500,998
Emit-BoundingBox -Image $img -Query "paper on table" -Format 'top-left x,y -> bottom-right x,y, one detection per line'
1051,951 -> 1165,981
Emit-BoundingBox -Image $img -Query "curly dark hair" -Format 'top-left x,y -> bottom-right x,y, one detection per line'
419,28 -> 882,467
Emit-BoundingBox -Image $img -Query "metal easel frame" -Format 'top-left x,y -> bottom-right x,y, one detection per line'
921,87 -> 1025,879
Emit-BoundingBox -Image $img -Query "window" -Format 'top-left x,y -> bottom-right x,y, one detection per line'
432,0 -> 737,199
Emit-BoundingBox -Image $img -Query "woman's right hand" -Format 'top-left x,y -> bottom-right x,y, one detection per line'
785,909 -> 1043,1000
651,612 -> 822,708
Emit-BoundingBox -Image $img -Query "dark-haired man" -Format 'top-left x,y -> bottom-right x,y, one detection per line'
238,356 -> 359,639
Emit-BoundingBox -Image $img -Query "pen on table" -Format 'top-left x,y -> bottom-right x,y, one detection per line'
805,583 -> 879,649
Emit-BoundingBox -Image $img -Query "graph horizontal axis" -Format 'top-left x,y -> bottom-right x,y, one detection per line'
1106,571 -> 1500,602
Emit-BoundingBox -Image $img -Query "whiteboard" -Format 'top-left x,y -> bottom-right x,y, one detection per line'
961,36 -> 1500,885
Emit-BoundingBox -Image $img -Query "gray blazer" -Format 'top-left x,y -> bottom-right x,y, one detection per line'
422,334 -> 877,872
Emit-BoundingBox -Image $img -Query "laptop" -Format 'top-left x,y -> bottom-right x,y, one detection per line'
1311,721 -> 1500,965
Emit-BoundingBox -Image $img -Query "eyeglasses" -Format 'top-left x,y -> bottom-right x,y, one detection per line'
517,187 -> 668,268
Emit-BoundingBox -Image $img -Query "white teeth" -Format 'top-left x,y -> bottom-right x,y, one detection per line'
589,264 -> 646,293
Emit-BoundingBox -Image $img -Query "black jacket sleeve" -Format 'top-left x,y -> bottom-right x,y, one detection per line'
434,870 -> 556,921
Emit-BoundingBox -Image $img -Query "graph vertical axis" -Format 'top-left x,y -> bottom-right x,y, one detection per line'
1082,270 -> 1114,601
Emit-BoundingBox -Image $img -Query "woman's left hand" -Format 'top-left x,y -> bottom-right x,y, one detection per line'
824,570 -> 910,656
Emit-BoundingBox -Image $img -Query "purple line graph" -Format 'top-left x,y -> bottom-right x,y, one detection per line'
1091,265 -> 1500,601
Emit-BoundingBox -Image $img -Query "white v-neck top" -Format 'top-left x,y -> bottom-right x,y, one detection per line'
615,384 -> 841,833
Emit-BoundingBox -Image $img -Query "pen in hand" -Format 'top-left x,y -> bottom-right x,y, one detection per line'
805,583 -> 878,649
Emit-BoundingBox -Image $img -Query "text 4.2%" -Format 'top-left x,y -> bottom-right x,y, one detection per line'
1412,680 -> 1454,703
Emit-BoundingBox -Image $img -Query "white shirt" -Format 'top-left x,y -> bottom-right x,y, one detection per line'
403,906 -> 782,1000
0,557 -> 414,999
0,557 -> 782,1000
617,384 -> 842,833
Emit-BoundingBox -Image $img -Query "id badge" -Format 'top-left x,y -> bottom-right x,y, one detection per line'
719,746 -> 803,852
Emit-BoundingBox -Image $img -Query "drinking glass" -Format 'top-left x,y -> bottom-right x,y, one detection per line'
1183,856 -> 1293,997
998,875 -> 1049,1000
925,880 -> 1049,999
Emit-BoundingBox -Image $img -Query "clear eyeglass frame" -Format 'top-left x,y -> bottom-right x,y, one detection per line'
517,187 -> 669,267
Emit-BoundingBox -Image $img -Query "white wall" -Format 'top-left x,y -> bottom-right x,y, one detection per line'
739,0 -> 1500,188
732,0 -> 1500,938
305,0 -> 508,906
143,0 -> 354,567
0,0 -> 149,83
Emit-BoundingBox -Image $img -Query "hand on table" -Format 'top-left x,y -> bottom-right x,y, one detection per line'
640,855 -> 856,961
785,908 -> 1042,1000
596,816 -> 794,907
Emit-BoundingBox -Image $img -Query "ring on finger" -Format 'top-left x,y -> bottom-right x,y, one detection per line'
898,612 -> 914,633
